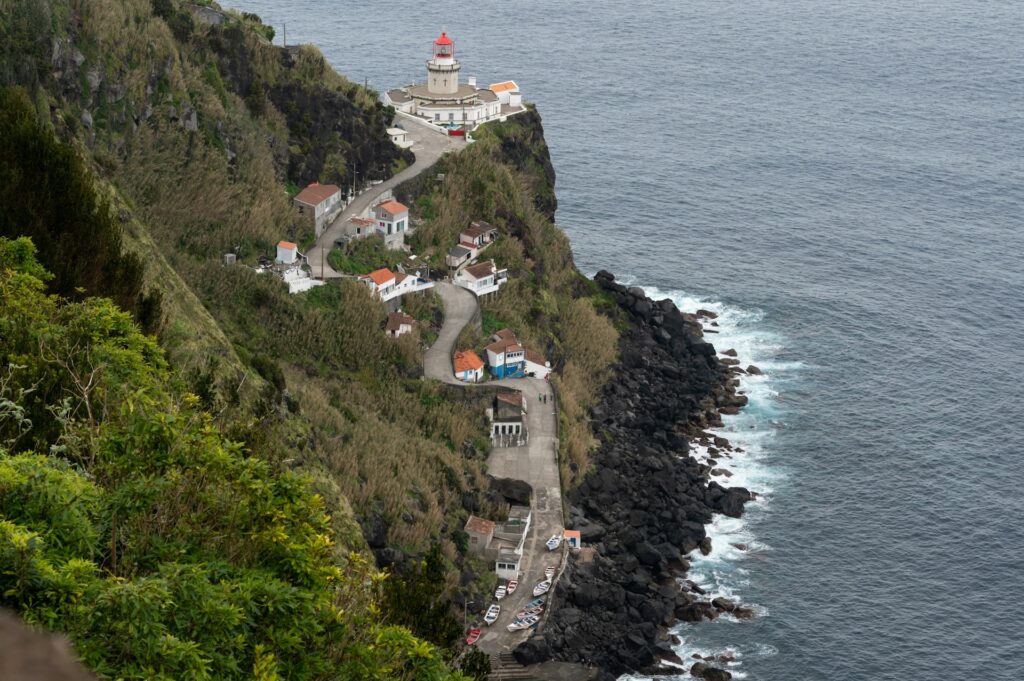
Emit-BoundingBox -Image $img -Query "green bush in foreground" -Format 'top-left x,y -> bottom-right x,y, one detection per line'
0,237 -> 467,680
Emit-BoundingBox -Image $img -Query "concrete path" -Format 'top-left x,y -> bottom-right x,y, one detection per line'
307,117 -> 465,278
424,283 -> 566,655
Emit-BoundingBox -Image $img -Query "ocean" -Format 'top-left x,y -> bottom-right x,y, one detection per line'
224,1 -> 1024,678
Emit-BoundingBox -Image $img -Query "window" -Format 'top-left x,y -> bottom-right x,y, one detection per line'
448,113 -> 454,121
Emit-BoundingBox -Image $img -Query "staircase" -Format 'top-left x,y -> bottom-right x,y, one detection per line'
488,652 -> 543,681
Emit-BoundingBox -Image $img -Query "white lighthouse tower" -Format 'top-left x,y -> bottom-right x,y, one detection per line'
426,32 -> 460,95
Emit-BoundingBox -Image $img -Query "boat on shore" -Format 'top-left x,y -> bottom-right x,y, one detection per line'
506,579 -> 518,595
532,579 -> 551,596
466,628 -> 481,645
524,596 -> 546,609
494,584 -> 507,600
506,615 -> 540,632
484,604 -> 501,625
544,565 -> 556,580
546,534 -> 562,551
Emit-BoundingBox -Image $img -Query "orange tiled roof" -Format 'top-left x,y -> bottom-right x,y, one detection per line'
277,240 -> 297,250
375,199 -> 408,215
366,268 -> 395,286
454,350 -> 484,373
489,81 -> 518,93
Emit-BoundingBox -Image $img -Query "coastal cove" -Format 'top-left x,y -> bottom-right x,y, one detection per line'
228,1 -> 1024,679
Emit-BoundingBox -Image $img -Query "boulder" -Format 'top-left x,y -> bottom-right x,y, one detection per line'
711,597 -> 736,612
489,476 -> 533,505
745,365 -> 763,375
691,662 -> 732,680
513,635 -> 551,665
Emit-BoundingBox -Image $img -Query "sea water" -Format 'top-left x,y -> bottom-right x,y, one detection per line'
226,1 -> 1024,677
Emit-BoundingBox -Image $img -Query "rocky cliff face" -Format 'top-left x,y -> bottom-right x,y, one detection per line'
516,271 -> 753,677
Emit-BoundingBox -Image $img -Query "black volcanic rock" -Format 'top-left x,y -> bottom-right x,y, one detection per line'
518,272 -> 754,676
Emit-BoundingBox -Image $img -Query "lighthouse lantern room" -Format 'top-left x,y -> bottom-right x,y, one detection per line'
433,31 -> 454,60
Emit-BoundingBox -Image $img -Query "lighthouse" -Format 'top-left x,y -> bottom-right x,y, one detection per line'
426,32 -> 460,95
383,31 -> 526,130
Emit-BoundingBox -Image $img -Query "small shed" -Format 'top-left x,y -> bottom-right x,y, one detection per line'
464,515 -> 495,555
563,529 -> 581,549
276,240 -> 298,265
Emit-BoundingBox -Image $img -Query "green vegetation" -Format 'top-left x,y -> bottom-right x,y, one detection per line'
0,87 -> 162,333
0,238 -> 469,680
328,235 -> 407,275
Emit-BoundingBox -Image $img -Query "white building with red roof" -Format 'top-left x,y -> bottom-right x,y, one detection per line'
372,199 -> 410,248
276,240 -> 298,265
359,267 -> 434,303
453,349 -> 485,382
383,32 -> 526,131
454,259 -> 508,297
293,182 -> 342,236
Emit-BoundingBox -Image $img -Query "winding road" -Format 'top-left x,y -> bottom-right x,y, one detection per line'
307,115 -> 465,278
424,283 -> 566,656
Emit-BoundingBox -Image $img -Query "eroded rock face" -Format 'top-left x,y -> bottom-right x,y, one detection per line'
519,271 -> 753,676
0,609 -> 95,681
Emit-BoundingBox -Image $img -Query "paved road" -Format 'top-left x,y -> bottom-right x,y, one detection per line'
307,117 -> 465,278
424,283 -> 566,655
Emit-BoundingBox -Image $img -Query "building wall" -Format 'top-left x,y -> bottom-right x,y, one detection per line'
427,62 -> 460,95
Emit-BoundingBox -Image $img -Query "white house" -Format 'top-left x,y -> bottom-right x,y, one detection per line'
453,350 -> 484,383
360,268 -> 397,299
276,240 -> 298,265
388,127 -> 413,149
524,349 -> 551,379
485,329 -> 526,378
386,310 -> 415,338
359,267 -> 434,303
460,221 -> 497,249
372,199 -> 410,248
489,81 -> 523,109
454,260 -> 507,297
293,182 -> 342,237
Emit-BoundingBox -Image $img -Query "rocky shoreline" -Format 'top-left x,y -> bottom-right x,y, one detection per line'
514,271 -> 754,681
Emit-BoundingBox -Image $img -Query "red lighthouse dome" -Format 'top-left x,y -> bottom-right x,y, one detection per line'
433,31 -> 454,59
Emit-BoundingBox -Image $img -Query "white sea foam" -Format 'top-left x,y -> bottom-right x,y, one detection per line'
615,283 -> 792,680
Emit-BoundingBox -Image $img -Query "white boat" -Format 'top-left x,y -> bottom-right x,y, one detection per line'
524,596 -> 546,609
484,604 -> 501,625
494,585 -> 507,600
532,579 -> 551,596
515,606 -> 544,619
546,534 -> 562,551
544,565 -> 556,580
506,615 -> 540,631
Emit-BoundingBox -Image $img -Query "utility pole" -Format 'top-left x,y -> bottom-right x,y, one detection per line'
320,245 -> 324,279
283,22 -> 286,48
